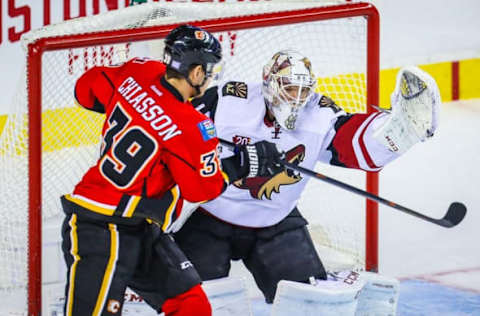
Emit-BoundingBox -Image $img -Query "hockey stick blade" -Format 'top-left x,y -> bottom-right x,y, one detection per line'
218,138 -> 467,228
440,202 -> 467,228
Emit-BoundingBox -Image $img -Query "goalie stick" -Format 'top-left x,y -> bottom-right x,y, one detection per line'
219,138 -> 466,228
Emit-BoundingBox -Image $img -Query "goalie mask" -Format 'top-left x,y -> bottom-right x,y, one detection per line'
262,50 -> 316,130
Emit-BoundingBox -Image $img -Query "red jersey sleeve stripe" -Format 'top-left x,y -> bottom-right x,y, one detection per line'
332,112 -> 382,171
353,112 -> 383,171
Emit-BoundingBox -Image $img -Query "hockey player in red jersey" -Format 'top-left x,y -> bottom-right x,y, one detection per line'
174,50 -> 441,314
60,25 -> 283,316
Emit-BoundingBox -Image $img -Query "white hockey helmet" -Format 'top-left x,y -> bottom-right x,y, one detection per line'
262,50 -> 316,130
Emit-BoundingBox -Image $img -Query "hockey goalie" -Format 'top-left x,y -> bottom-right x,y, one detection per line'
172,50 -> 441,315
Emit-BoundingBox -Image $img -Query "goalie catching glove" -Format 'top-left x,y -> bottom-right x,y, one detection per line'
374,66 -> 441,154
221,140 -> 285,183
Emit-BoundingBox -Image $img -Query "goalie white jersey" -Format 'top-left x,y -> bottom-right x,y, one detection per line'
194,81 -> 399,227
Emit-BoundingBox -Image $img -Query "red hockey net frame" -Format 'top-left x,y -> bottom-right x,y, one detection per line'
26,2 -> 379,314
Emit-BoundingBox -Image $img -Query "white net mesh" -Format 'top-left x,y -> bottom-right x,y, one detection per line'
0,2 -> 374,314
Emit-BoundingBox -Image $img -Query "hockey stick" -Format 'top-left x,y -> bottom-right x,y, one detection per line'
219,138 -> 466,228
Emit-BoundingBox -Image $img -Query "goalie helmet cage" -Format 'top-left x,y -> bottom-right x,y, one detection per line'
11,1 -> 379,314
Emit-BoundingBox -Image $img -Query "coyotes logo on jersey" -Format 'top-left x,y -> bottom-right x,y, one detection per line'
234,144 -> 305,199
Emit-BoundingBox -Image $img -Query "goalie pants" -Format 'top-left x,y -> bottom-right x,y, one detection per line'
174,207 -> 327,303
61,196 -> 203,316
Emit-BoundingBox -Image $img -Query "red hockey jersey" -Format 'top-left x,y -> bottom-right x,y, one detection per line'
68,58 -> 227,217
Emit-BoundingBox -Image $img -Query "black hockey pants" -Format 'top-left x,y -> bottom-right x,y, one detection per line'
174,207 -> 327,303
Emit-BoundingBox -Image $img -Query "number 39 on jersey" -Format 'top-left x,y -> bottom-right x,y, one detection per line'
99,103 -> 158,189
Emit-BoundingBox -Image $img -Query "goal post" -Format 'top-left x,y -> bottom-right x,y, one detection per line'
3,2 -> 380,314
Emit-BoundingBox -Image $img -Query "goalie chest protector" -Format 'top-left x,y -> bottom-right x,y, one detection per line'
201,82 -> 341,228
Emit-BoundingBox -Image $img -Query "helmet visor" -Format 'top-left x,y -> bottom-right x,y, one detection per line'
204,60 -> 224,79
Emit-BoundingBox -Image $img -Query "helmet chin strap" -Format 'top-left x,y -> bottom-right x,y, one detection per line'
186,70 -> 209,97
186,77 -> 202,96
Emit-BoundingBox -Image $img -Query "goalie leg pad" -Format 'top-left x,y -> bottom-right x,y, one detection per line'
355,271 -> 399,316
201,277 -> 253,316
271,271 -> 365,316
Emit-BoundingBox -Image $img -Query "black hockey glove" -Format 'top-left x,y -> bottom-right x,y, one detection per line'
221,140 -> 285,183
242,141 -> 285,178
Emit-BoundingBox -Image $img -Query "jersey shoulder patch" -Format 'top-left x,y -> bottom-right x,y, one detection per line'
222,81 -> 248,99
197,119 -> 217,141
318,95 -> 342,113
